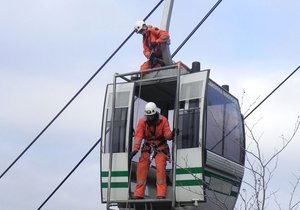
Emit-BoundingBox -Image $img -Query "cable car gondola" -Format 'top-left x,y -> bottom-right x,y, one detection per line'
100,63 -> 245,210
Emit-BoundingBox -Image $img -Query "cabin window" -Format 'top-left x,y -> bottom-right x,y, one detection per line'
104,91 -> 130,153
180,81 -> 203,101
177,99 -> 200,149
206,81 -> 244,164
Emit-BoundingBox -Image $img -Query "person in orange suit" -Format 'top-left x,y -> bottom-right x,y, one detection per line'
130,102 -> 173,199
134,20 -> 170,74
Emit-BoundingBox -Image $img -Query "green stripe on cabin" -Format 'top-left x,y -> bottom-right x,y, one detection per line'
204,171 -> 241,187
176,167 -> 203,175
101,171 -> 128,177
176,179 -> 203,186
101,182 -> 128,188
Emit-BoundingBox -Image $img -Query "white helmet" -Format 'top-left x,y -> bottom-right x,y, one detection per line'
144,102 -> 157,116
134,20 -> 145,33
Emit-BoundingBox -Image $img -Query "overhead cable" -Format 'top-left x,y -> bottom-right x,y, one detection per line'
37,137 -> 101,210
171,0 -> 223,58
244,66 -> 300,119
0,0 -> 165,180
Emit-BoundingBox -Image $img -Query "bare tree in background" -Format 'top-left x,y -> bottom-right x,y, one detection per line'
236,116 -> 300,210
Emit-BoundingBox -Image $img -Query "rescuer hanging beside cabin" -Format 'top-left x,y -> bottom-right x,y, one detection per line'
134,20 -> 170,73
130,102 -> 174,199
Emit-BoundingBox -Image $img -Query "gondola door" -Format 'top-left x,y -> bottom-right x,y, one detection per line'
100,82 -> 134,202
175,70 -> 209,202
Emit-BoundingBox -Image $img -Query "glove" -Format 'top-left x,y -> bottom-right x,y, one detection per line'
129,150 -> 138,160
150,42 -> 157,49
148,52 -> 155,60
172,128 -> 180,139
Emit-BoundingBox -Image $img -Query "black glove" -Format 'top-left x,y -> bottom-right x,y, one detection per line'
129,150 -> 138,160
172,128 -> 180,139
149,52 -> 155,60
150,42 -> 157,50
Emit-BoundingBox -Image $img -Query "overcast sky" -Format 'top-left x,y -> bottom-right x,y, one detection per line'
0,0 -> 299,209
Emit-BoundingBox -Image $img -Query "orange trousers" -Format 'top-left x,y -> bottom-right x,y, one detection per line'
140,60 -> 163,78
134,152 -> 167,198
140,60 -> 162,71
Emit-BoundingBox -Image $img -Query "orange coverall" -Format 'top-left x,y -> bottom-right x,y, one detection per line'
140,26 -> 170,72
133,114 -> 173,198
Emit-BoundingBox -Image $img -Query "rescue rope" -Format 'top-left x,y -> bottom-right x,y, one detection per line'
0,0 -> 165,181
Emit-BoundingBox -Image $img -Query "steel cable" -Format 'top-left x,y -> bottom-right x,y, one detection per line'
244,66 -> 300,119
171,0 -> 223,58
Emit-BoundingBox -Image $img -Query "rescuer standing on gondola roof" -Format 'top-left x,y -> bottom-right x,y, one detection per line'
134,20 -> 170,73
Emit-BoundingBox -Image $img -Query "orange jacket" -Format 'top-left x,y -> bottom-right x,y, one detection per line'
133,114 -> 172,152
142,25 -> 170,58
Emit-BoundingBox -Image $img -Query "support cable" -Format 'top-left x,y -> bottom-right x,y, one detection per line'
171,0 -> 223,58
0,0 -> 164,180
244,66 -> 300,119
37,137 -> 101,210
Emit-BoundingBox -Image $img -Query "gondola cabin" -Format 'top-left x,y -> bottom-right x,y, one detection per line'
100,63 -> 245,210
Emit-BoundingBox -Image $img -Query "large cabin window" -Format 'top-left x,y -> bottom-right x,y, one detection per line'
206,81 -> 244,164
104,91 -> 130,153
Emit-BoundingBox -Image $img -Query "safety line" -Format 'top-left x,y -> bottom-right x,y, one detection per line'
244,66 -> 300,119
171,0 -> 223,58
0,0 -> 165,180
